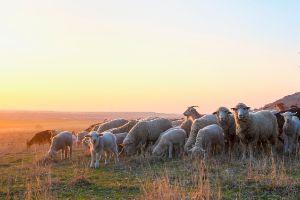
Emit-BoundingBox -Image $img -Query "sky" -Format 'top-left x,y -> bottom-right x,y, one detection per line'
0,0 -> 299,114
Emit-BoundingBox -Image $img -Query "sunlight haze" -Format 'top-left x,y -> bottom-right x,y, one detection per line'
1,0 -> 299,113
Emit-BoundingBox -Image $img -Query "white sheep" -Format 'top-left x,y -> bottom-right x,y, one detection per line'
184,114 -> 219,152
213,107 -> 237,155
152,128 -> 186,158
232,103 -> 278,161
85,131 -> 119,168
47,131 -> 73,160
123,118 -> 172,156
189,124 -> 225,159
281,112 -> 300,154
97,118 -> 129,133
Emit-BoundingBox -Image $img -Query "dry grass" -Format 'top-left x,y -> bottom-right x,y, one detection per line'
0,119 -> 300,199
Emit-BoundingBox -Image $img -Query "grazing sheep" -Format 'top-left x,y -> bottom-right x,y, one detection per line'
232,103 -> 278,160
213,107 -> 237,155
152,128 -> 186,158
189,124 -> 225,159
85,131 -> 119,168
281,112 -> 300,154
184,115 -> 219,152
110,120 -> 138,134
47,131 -> 73,160
123,118 -> 172,156
27,130 -> 57,149
97,119 -> 129,133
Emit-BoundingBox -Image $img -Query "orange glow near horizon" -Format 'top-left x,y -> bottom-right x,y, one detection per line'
0,1 -> 299,114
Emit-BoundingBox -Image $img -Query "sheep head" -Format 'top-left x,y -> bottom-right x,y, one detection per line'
122,135 -> 136,156
231,103 -> 250,121
281,112 -> 297,125
213,107 -> 232,124
152,145 -> 163,156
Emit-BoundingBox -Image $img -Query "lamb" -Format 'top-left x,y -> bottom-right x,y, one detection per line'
85,131 -> 119,168
232,103 -> 278,160
152,128 -> 186,158
184,115 -> 219,152
213,107 -> 237,155
47,131 -> 73,160
281,112 -> 300,154
123,118 -> 172,156
189,124 -> 225,159
97,118 -> 129,133
110,120 -> 138,134
27,130 -> 57,149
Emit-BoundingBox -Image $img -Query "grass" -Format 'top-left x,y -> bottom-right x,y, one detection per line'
0,119 -> 300,199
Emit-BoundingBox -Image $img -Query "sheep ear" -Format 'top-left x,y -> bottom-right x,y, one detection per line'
213,111 -> 218,115
231,108 -> 237,111
246,107 -> 250,110
228,111 -> 232,114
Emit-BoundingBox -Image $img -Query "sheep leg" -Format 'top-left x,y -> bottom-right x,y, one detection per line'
95,152 -> 100,168
104,151 -> 109,165
61,149 -> 65,160
179,142 -> 184,158
64,147 -> 68,159
168,143 -> 173,159
90,151 -> 96,168
69,145 -> 72,159
241,143 -> 247,161
249,144 -> 254,163
113,146 -> 119,164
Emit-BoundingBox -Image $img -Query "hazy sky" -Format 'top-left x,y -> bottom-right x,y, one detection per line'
0,1 -> 299,113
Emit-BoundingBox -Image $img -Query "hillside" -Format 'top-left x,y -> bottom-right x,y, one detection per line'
262,92 -> 300,110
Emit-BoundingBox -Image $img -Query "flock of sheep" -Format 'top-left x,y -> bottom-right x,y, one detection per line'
27,103 -> 300,168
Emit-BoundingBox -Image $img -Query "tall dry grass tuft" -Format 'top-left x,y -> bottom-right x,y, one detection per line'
141,160 -> 219,200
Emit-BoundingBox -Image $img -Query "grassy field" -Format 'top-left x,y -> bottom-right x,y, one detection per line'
0,119 -> 300,199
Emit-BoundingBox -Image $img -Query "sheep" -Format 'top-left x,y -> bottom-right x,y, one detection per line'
189,124 -> 225,159
123,118 -> 172,156
184,115 -> 219,152
27,130 -> 57,149
47,131 -> 73,160
85,131 -> 119,168
281,112 -> 300,155
110,120 -> 138,134
213,107 -> 237,155
97,118 -> 129,133
152,128 -> 186,159
231,103 -> 278,161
